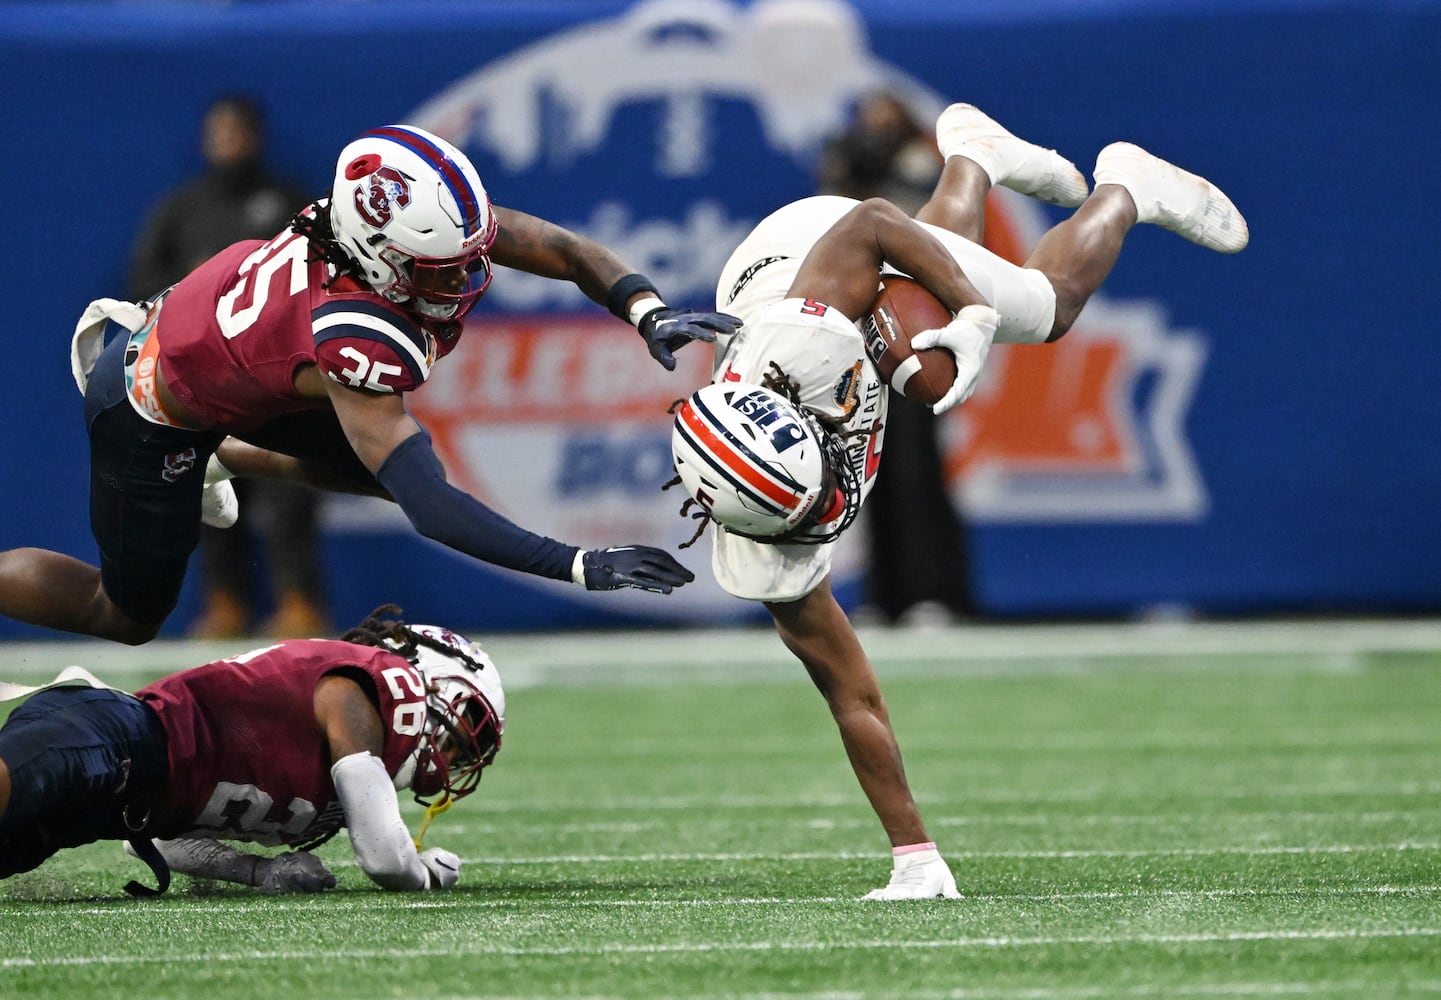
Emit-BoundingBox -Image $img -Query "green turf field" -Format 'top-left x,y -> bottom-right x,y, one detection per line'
4,620 -> 1441,999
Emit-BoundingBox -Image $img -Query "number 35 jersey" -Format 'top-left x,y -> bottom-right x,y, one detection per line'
152,223 -> 461,432
136,640 -> 426,846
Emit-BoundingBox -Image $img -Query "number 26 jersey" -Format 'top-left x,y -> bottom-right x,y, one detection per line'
136,640 -> 427,846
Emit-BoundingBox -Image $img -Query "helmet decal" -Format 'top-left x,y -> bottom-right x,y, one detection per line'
398,623 -> 505,805
325,124 -> 498,321
670,382 -> 848,543
365,125 -> 486,238
675,389 -> 810,518
343,153 -> 382,181
354,165 -> 412,228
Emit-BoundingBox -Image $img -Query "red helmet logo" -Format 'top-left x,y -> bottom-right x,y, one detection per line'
354,165 -> 411,228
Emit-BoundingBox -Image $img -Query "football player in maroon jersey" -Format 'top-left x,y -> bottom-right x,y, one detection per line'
0,124 -> 736,644
0,606 -> 502,895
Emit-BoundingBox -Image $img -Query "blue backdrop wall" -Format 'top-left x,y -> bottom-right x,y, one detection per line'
0,0 -> 1436,637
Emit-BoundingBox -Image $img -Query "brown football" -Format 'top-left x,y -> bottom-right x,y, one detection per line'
861,276 -> 958,407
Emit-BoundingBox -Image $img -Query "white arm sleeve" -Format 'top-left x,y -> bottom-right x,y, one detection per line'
331,750 -> 430,891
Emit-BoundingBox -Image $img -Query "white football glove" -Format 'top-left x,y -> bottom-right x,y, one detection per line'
420,847 -> 461,890
200,452 -> 239,530
254,851 -> 337,894
862,846 -> 962,901
910,303 -> 998,415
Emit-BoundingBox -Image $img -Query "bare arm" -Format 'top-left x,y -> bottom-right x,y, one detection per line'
765,579 -> 930,847
320,381 -> 423,476
488,205 -> 736,371
211,372 -> 424,497
214,437 -> 389,498
490,205 -> 648,315
313,673 -> 387,761
787,198 -> 988,320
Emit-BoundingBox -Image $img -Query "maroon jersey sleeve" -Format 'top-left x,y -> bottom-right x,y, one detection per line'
311,295 -> 435,394
137,640 -> 426,846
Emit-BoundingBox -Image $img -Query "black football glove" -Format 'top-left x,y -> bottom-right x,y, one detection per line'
581,546 -> 695,594
637,307 -> 742,371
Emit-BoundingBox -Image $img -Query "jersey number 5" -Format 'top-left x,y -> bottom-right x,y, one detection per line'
216,231 -> 310,339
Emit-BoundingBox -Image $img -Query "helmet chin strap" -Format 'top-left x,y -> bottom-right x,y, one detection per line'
413,795 -> 453,850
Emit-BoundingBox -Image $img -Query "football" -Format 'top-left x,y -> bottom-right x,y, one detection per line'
861,276 -> 958,407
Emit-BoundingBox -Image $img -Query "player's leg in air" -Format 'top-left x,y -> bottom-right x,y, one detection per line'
916,103 -> 1248,342
0,330 -> 221,644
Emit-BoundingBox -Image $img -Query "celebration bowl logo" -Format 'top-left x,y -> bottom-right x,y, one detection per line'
372,0 -> 1213,617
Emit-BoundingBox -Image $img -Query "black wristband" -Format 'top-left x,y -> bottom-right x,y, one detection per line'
605,273 -> 659,320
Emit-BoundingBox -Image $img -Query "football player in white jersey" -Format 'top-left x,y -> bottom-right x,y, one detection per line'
671,103 -> 1247,899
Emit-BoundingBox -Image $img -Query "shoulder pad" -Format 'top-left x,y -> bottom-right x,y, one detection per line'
312,299 -> 434,393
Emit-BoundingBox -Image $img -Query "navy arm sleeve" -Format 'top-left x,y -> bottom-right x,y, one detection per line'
376,430 -> 578,582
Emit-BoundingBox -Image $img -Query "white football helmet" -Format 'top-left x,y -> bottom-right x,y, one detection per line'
671,382 -> 858,544
390,624 -> 505,803
328,124 -> 498,321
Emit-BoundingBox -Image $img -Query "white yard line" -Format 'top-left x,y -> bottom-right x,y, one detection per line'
3,618 -> 1440,686
10,884 -> 1441,919
5,926 -> 1441,968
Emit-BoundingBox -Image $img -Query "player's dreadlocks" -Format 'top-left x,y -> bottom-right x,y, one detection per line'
660,395 -> 712,549
341,605 -> 492,678
289,200 -> 368,289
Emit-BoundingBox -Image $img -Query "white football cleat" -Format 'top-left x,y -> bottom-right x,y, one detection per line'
936,103 -> 1088,207
1093,141 -> 1249,253
200,453 -> 238,530
861,846 -> 962,901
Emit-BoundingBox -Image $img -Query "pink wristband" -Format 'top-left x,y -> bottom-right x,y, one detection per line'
893,841 -> 937,856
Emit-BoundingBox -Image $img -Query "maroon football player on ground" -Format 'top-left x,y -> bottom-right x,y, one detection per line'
0,606 -> 501,895
670,103 -> 1247,899
0,125 -> 735,644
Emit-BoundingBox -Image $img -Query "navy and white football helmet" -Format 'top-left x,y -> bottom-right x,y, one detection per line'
670,382 -> 859,544
329,125 -> 499,321
391,624 -> 505,804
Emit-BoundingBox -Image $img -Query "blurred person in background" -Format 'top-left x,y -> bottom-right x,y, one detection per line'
815,91 -> 974,628
0,605 -> 501,896
128,94 -> 329,639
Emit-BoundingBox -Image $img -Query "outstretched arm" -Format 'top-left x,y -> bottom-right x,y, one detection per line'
130,838 -> 337,894
765,579 -> 930,847
786,198 -> 988,320
490,206 -> 639,303
322,381 -> 693,593
490,206 -> 738,370
323,382 -> 574,581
